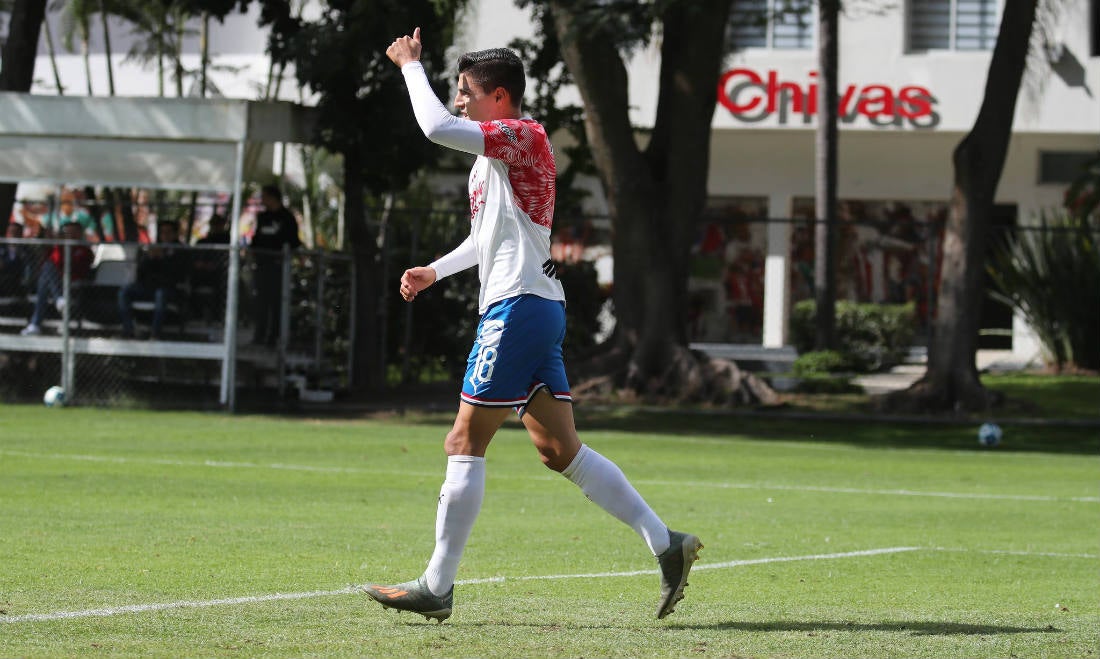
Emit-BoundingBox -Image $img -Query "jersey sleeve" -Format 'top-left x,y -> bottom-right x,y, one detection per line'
428,234 -> 478,280
401,62 -> 485,156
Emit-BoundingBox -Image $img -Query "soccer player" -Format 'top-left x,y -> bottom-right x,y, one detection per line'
365,27 -> 701,623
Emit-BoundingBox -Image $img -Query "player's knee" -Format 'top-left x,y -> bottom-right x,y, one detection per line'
444,426 -> 491,456
534,441 -> 574,472
444,428 -> 471,455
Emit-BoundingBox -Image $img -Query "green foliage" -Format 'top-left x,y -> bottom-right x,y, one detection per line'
508,3 -> 594,217
258,0 -> 465,195
791,349 -> 851,376
556,259 -> 604,358
1063,150 -> 1100,220
988,212 -> 1100,371
788,350 -> 862,394
382,204 -> 478,384
790,300 -> 916,372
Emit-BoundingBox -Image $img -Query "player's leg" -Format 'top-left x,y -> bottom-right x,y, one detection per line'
366,298 -> 533,620
522,390 -> 669,553
423,402 -> 510,592
522,391 -> 703,618
363,402 -> 508,621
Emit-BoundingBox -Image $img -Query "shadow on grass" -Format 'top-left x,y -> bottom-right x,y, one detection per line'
343,405 -> 1100,456
440,619 -> 1059,636
666,619 -> 1061,636
565,408 -> 1100,456
285,380 -> 1100,455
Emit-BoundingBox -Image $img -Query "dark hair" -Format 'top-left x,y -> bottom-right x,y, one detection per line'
261,184 -> 282,199
457,48 -> 525,108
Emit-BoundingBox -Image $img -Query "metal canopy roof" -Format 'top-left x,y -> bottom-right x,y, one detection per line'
0,92 -> 319,411
0,93 -> 316,191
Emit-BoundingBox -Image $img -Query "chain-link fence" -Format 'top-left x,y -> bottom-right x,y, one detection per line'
0,236 -> 353,408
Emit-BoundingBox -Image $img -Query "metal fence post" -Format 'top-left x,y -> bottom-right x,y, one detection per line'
347,257 -> 356,390
61,241 -> 74,398
314,251 -> 325,374
221,141 -> 246,412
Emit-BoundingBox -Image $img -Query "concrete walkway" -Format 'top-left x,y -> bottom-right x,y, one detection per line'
853,350 -> 1040,394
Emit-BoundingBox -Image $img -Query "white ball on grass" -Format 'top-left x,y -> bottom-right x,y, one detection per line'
43,385 -> 66,408
977,422 -> 1002,447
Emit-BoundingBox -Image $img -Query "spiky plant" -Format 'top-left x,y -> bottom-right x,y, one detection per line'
988,213 -> 1100,371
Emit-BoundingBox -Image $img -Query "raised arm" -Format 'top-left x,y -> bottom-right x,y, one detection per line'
387,27 -> 485,156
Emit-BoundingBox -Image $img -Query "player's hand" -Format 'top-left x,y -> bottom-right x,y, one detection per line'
399,265 -> 436,302
386,27 -> 422,68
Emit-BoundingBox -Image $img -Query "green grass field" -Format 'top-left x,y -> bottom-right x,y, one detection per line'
1,404 -> 1096,657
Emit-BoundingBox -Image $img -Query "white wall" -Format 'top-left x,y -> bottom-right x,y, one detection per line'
706,129 -> 1099,219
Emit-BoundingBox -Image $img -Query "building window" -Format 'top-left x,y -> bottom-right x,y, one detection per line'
729,0 -> 815,51
1039,151 -> 1096,184
908,0 -> 1000,52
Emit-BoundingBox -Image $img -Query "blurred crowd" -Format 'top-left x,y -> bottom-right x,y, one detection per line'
1,184 -> 301,343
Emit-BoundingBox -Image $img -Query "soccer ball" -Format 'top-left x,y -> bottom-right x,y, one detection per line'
977,422 -> 1002,447
43,385 -> 66,408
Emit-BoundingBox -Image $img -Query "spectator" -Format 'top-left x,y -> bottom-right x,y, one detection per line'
20,222 -> 94,336
118,221 -> 189,340
43,189 -> 100,242
82,188 -> 118,242
191,214 -> 230,318
130,189 -> 155,244
11,197 -> 46,237
249,184 -> 301,346
1,222 -> 29,296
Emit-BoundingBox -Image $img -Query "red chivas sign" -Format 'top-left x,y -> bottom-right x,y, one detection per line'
718,68 -> 941,129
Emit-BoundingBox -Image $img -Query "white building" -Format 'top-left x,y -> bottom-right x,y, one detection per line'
462,0 -> 1100,360
12,0 -> 1100,357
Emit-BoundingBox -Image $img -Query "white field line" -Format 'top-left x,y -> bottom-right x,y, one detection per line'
932,547 -> 1099,559
2,449 -> 1097,503
3,545 -> 1095,625
1,547 -> 917,624
637,479 -> 1100,504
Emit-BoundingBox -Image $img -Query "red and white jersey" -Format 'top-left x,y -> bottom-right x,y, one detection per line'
402,62 -> 565,314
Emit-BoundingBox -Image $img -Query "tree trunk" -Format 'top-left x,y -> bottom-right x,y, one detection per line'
0,0 -> 48,232
100,1 -> 115,96
891,0 -> 1039,413
814,0 -> 839,350
42,12 -> 64,95
199,11 -> 209,97
343,147 -> 382,393
546,1 -> 769,403
174,14 -> 184,97
82,20 -> 93,95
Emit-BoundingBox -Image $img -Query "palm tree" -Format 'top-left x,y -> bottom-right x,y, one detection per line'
100,0 -> 115,95
40,6 -> 66,94
53,0 -> 94,94
112,0 -> 171,95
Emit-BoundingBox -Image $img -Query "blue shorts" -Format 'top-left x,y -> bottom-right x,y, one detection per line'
461,294 -> 572,414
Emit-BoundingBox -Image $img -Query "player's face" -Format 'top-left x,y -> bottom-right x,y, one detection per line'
454,72 -> 500,122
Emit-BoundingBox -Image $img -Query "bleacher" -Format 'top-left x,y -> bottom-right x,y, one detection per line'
0,239 -> 352,408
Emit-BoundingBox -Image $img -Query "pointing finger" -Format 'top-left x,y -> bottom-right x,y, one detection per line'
413,27 -> 421,42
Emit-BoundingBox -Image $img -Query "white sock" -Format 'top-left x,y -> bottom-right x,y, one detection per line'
562,444 -> 670,555
423,455 -> 486,596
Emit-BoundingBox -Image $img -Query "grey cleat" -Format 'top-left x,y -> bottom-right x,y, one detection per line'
655,530 -> 703,619
362,575 -> 453,623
